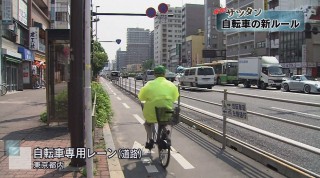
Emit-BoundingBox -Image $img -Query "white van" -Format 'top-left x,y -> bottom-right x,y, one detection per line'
179,66 -> 215,89
144,70 -> 155,81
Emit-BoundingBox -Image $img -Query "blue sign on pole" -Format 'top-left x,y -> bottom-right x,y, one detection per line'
146,7 -> 156,18
158,3 -> 168,14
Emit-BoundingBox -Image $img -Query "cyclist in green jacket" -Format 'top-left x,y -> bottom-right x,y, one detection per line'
138,65 -> 179,149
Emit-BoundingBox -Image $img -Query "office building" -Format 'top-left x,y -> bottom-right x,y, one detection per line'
204,0 -> 226,62
268,0 -> 320,77
181,4 -> 205,66
126,28 -> 151,66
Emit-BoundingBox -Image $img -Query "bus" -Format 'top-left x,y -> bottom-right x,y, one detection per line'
197,60 -> 238,86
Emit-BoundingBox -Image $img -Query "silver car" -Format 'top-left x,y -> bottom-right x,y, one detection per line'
282,75 -> 320,94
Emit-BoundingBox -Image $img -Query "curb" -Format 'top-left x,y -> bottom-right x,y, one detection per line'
103,123 -> 125,178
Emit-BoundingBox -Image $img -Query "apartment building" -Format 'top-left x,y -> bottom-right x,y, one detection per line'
116,49 -> 127,71
181,4 -> 205,67
268,0 -> 320,77
225,0 -> 267,60
154,6 -> 182,68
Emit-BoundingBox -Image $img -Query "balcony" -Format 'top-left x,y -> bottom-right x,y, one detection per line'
2,29 -> 17,43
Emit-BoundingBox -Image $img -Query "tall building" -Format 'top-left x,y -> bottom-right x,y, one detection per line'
154,6 -> 182,69
204,0 -> 226,62
149,30 -> 154,61
126,28 -> 151,66
225,0 -> 267,60
186,30 -> 205,66
181,4 -> 205,67
268,0 -> 320,77
116,49 -> 127,71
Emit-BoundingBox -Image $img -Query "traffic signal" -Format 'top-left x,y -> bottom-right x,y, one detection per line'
116,39 -> 121,44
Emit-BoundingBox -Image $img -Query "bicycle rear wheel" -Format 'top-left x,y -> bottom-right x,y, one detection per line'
0,85 -> 7,96
157,126 -> 170,168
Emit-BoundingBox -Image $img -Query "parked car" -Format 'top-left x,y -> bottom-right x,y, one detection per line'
135,73 -> 143,80
282,75 -> 320,94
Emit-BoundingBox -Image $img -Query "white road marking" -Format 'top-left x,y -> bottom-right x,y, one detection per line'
122,103 -> 130,109
271,107 -> 320,119
132,141 -> 154,154
133,114 -> 145,125
113,92 -> 117,95
0,101 -> 26,104
170,146 -> 195,169
116,97 -> 122,100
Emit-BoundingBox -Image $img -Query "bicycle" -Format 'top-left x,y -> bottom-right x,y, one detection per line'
0,83 -> 8,96
142,103 -> 180,168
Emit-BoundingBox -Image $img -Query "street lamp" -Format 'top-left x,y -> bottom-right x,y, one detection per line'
95,6 -> 100,41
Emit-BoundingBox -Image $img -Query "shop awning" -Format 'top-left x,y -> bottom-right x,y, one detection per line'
4,55 -> 22,63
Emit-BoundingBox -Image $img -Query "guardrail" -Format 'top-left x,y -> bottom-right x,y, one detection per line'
110,77 -> 320,178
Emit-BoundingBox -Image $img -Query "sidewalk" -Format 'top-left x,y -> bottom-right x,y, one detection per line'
0,88 -> 111,178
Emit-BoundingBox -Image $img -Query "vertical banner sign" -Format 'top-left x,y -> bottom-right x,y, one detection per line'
18,0 -> 28,26
29,27 -> 39,50
2,0 -> 13,25
301,44 -> 306,63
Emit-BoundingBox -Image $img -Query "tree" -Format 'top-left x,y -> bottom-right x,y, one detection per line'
92,41 -> 108,79
142,59 -> 154,71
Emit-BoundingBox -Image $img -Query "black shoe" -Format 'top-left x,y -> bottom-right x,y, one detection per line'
145,139 -> 154,149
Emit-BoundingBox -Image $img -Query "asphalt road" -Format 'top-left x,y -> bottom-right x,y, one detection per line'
126,78 -> 320,175
102,78 -> 284,178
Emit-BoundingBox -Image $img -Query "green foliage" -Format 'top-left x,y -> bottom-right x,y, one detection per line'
40,111 -> 47,123
55,90 -> 68,119
91,82 -> 113,127
142,59 -> 154,71
81,167 -> 97,176
92,41 -> 108,79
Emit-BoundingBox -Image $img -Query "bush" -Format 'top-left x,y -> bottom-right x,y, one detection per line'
91,82 -> 113,127
40,111 -> 47,123
55,89 -> 68,120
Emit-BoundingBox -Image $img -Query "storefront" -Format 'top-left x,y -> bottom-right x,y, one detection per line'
18,46 -> 35,89
33,53 -> 46,86
1,49 -> 23,91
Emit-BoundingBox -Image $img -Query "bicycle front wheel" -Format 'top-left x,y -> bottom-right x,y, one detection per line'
157,126 -> 170,168
0,85 -> 7,96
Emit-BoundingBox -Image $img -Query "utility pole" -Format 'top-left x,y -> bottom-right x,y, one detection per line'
84,0 -> 93,177
69,0 -> 85,167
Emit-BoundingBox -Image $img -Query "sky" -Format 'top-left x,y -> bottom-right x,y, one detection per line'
93,0 -> 208,63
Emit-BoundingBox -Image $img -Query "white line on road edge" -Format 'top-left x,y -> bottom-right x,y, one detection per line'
170,147 -> 195,169
133,114 -> 145,125
271,107 -> 320,119
132,141 -> 155,154
116,97 -> 122,101
122,103 -> 130,109
103,123 -> 125,178
132,141 -> 158,173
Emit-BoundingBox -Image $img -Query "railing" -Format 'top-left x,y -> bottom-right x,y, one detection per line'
110,77 -> 320,178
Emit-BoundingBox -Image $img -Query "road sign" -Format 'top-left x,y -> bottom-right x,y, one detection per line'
146,7 -> 156,18
116,39 -> 121,44
222,100 -> 247,119
158,3 -> 168,14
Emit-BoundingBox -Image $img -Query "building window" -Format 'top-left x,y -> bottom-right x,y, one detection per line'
56,12 -> 68,22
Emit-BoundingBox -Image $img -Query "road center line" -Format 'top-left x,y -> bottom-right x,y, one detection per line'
116,97 -> 121,100
133,114 -> 144,125
122,103 -> 130,109
271,107 -> 320,119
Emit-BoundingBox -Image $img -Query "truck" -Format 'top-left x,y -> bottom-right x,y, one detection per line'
238,56 -> 285,90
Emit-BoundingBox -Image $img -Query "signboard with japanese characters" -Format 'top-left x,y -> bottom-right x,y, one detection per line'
2,0 -> 13,25
217,8 -> 305,32
222,100 -> 247,119
18,0 -> 28,26
29,27 -> 39,50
